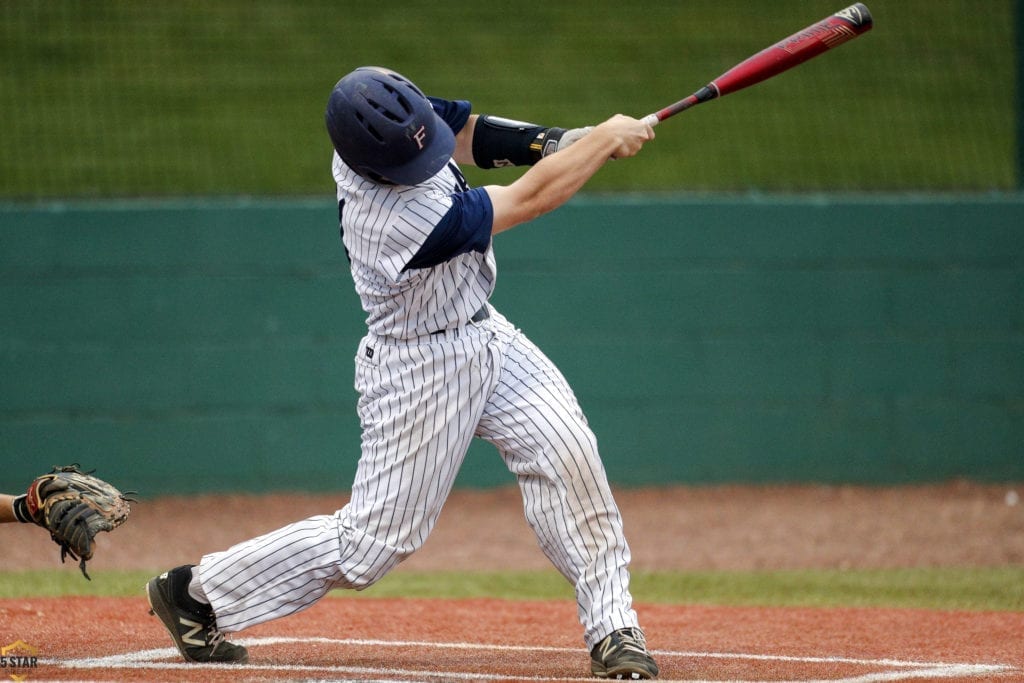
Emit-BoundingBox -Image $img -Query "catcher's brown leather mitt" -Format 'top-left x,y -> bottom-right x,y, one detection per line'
24,465 -> 134,579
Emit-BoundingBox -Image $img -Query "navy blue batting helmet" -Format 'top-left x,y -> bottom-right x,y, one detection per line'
325,67 -> 455,185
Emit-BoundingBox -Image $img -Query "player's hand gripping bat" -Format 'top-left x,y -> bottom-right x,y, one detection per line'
642,3 -> 873,127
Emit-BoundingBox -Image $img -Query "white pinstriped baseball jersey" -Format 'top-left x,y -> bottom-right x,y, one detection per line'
194,99 -> 642,652
333,153 -> 496,339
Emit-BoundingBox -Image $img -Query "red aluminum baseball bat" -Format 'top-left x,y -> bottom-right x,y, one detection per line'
642,3 -> 873,127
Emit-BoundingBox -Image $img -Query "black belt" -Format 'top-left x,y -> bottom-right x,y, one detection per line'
430,306 -> 489,335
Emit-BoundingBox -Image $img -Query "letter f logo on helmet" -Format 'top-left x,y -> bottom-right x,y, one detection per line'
412,125 -> 427,150
325,67 -> 455,186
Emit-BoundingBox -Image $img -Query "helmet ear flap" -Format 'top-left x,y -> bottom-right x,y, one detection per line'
325,67 -> 455,186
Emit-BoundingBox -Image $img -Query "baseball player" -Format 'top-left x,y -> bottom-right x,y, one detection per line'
146,66 -> 658,679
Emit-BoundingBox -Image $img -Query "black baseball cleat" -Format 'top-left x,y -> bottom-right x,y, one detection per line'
145,565 -> 249,664
591,627 -> 659,679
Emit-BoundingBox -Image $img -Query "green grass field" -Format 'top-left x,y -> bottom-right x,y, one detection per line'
0,0 -> 1017,197
3,567 -> 1021,612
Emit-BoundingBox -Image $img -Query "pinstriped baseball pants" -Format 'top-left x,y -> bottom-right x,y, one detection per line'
197,307 -> 639,649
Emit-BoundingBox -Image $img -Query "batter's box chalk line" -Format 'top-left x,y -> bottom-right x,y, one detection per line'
59,636 -> 1016,682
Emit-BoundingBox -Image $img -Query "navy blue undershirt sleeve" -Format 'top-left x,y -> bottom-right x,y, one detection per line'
403,187 -> 493,271
427,97 -> 471,135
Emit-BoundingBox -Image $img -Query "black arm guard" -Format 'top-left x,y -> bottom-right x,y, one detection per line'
471,115 -> 566,168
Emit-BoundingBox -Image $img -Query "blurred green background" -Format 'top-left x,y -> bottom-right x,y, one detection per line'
0,0 -> 1018,197
1,2 -> 1022,494
2,1 -> 1020,618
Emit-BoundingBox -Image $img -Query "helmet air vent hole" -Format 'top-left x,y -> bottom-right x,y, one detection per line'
395,94 -> 412,116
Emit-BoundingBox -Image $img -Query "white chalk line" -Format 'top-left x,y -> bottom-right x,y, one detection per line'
58,636 -> 1016,682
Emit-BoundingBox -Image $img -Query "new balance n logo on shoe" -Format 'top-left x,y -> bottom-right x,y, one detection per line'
179,617 -> 207,648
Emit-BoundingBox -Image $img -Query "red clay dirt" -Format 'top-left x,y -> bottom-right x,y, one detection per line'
2,482 -> 1023,681
1,596 -> 1021,681
6,481 -> 1023,572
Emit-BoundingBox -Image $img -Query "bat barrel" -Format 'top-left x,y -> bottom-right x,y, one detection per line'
642,3 -> 872,125
711,3 -> 873,97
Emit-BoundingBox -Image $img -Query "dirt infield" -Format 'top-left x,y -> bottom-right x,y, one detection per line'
2,482 -> 1022,681
4,481 -> 1023,573
1,596 -> 1021,681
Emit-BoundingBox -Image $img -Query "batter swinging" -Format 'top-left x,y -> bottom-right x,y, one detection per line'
146,66 -> 658,679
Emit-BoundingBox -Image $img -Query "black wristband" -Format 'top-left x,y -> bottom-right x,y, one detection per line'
12,494 -> 32,523
472,115 -> 565,168
531,127 -> 567,161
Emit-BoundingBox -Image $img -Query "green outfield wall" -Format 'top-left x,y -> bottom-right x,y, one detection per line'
2,196 -> 1022,495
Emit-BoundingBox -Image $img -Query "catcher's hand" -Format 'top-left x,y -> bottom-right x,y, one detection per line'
24,465 -> 134,580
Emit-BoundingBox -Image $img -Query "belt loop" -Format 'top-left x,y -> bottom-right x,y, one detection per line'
470,305 -> 490,324
428,305 -> 490,337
